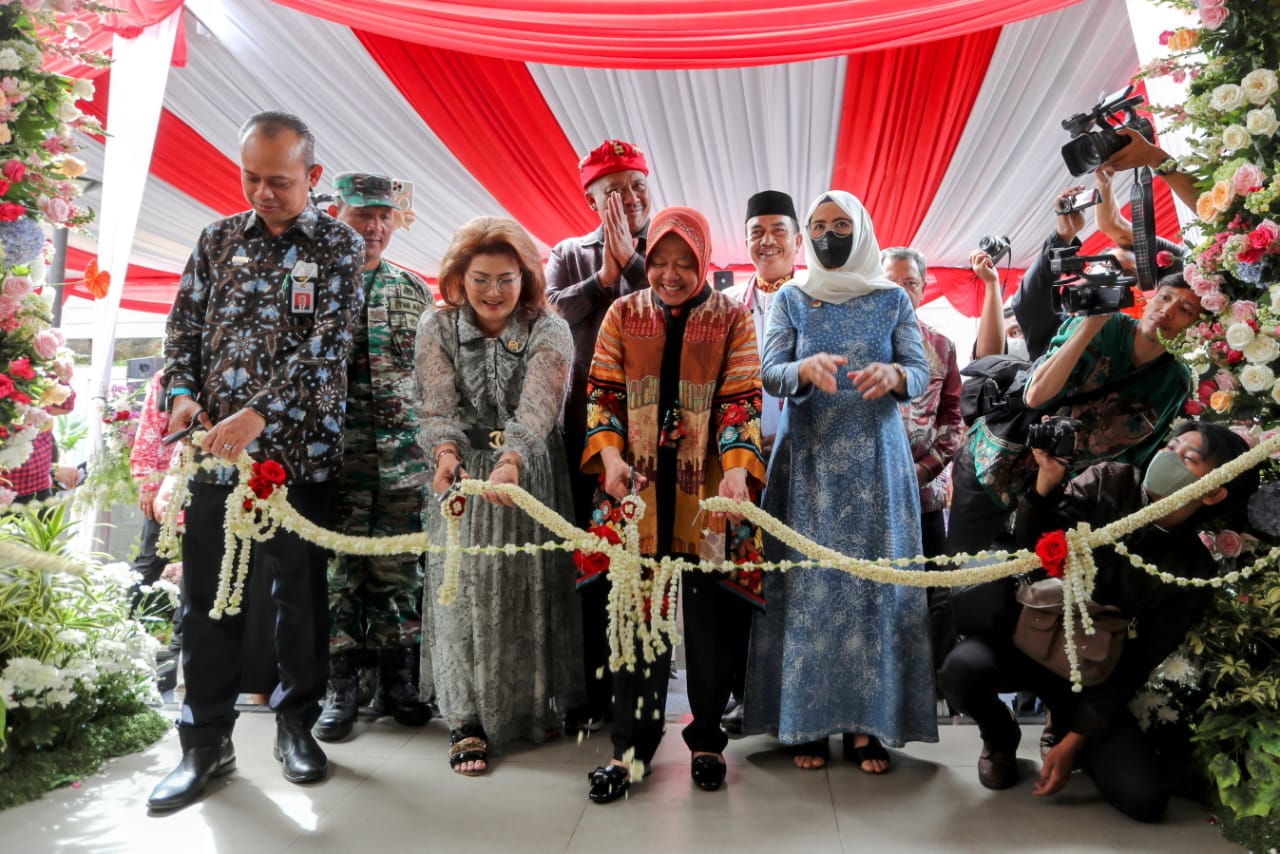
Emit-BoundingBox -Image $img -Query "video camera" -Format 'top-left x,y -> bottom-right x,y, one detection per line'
1048,246 -> 1136,315
1060,85 -> 1154,177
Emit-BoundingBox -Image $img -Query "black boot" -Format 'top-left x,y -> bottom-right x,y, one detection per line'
275,715 -> 327,783
313,653 -> 358,741
147,734 -> 235,812
372,647 -> 432,726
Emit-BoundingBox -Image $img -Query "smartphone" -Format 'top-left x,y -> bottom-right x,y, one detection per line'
161,422 -> 197,445
1056,188 -> 1101,215
391,179 -> 413,231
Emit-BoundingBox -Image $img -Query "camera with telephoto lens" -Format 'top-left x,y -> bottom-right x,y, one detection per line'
1026,416 -> 1083,459
978,234 -> 1011,265
1060,85 -> 1155,177
1049,246 -> 1136,315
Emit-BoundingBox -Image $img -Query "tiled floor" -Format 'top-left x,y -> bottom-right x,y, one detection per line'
0,704 -> 1237,853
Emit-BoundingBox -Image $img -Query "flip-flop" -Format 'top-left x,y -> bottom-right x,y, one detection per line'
843,733 -> 890,774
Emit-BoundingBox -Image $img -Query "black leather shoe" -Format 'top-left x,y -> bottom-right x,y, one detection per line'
275,716 -> 328,783
587,764 -> 631,804
691,754 -> 727,791
314,653 -> 359,742
978,740 -> 1019,790
147,737 -> 235,812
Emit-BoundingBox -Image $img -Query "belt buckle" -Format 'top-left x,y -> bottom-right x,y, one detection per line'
487,429 -> 505,450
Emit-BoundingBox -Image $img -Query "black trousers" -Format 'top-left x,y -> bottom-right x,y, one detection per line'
608,571 -> 752,763
945,444 -> 1015,556
178,480 -> 336,747
938,635 -> 1170,822
921,508 -> 958,680
566,428 -> 614,722
132,517 -> 167,587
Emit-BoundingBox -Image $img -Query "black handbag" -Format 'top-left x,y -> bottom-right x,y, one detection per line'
959,355 -> 1032,427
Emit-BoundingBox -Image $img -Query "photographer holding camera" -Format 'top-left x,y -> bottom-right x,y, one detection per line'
938,421 -> 1256,821
947,269 -> 1199,556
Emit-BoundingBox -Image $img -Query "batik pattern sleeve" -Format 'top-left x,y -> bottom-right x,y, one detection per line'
713,309 -> 767,488
163,228 -> 213,395
892,291 -> 929,400
129,372 -> 169,483
501,314 -> 574,464
582,301 -> 628,474
924,338 -> 963,481
760,288 -> 811,403
413,310 -> 467,454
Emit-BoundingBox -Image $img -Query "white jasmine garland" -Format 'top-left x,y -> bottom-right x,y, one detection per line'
1223,124 -> 1252,150
1241,68 -> 1279,105
1210,82 -> 1248,111
1226,320 -> 1257,350
1240,363 -> 1276,392
1244,333 -> 1280,364
1247,106 -> 1280,137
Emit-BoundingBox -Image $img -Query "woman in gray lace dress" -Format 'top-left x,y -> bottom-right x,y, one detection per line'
415,217 -> 584,776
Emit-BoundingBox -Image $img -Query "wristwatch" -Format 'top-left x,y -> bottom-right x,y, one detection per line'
890,363 -> 908,386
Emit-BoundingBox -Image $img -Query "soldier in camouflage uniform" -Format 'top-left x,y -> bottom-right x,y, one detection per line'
315,172 -> 434,741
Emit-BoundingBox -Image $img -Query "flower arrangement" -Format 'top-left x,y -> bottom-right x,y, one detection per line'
0,504 -> 165,800
1138,3 -> 1280,842
75,382 -> 143,508
0,0 -> 106,468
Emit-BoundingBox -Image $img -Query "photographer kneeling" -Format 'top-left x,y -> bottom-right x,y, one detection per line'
938,421 -> 1256,821
947,273 -> 1199,556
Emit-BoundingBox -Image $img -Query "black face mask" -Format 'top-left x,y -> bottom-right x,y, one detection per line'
811,231 -> 853,269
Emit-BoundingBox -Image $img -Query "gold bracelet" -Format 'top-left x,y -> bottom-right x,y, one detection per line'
436,447 -> 460,464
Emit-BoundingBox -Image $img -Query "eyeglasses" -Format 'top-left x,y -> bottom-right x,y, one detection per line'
466,273 -> 521,292
807,218 -> 853,239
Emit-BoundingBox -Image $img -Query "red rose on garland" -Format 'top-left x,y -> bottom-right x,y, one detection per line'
573,523 -> 622,579
257,460 -> 287,485
1035,530 -> 1068,578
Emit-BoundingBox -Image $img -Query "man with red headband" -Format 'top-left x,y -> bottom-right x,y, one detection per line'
546,139 -> 652,734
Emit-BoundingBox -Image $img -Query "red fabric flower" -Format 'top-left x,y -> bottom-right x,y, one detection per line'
255,459 -> 287,485
1035,530 -> 1068,578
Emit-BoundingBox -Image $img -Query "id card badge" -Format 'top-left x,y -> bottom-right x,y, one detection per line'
290,260 -> 318,315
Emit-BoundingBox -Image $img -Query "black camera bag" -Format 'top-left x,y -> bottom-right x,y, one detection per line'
959,355 -> 1033,427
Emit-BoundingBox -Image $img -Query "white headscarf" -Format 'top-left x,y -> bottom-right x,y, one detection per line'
794,190 -> 898,305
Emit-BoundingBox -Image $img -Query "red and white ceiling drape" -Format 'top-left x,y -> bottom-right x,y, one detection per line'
59,0 -> 1184,315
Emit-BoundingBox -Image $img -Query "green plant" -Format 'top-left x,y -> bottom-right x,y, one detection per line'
54,412 -> 89,456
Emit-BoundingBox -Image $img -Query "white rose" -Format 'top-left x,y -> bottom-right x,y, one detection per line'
1272,378 -> 1280,405
1225,321 -> 1256,350
1271,283 -> 1280,305
1211,83 -> 1248,112
1241,69 -> 1279,105
70,77 -> 95,101
1239,363 -> 1275,393
55,101 -> 81,123
0,48 -> 21,72
1247,107 -> 1280,138
1244,334 -> 1280,364
1223,124 -> 1252,150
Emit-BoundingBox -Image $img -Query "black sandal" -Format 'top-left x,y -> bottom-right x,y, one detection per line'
587,763 -> 630,804
842,733 -> 890,774
788,737 -> 830,769
449,726 -> 488,776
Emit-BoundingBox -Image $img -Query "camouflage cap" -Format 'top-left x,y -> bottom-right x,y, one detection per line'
333,172 -> 396,207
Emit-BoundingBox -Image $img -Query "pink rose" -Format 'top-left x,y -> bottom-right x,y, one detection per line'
1199,531 -> 1215,551
1156,249 -> 1175,268
33,330 -> 61,359
0,488 -> 15,508
1215,530 -> 1244,559
38,196 -> 72,226
1200,0 -> 1224,8
0,295 -> 18,322
1231,300 -> 1258,321
1254,218 -> 1280,244
1158,30 -> 1174,45
1201,290 -> 1228,313
1,159 -> 24,183
1200,4 -> 1229,28
1191,275 -> 1219,297
1214,370 -> 1239,391
1234,162 -> 1266,195
2,275 -> 31,298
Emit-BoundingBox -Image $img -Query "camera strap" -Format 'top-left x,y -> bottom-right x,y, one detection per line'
1129,167 -> 1158,292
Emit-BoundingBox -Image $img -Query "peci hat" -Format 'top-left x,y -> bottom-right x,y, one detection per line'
333,172 -> 396,207
744,190 -> 797,223
578,139 -> 649,190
